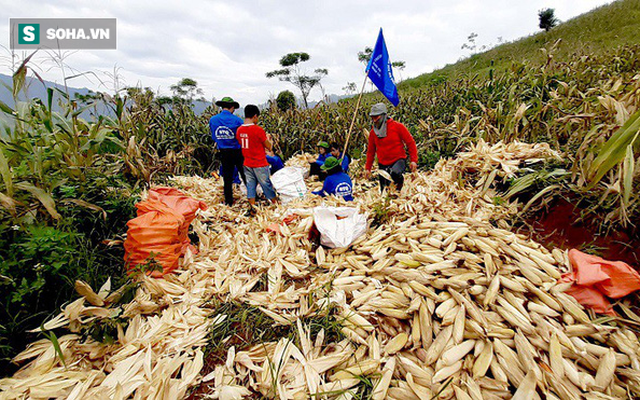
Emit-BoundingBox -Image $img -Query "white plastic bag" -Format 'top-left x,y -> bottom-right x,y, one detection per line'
313,206 -> 368,248
272,167 -> 308,205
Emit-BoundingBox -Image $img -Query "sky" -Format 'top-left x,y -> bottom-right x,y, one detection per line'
1,0 -> 616,106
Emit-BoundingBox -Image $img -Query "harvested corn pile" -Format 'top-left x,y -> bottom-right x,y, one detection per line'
2,140 -> 640,399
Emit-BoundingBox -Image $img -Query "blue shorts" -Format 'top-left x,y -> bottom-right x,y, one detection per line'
244,166 -> 277,200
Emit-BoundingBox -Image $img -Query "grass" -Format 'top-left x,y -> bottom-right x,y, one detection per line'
401,0 -> 640,88
203,297 -> 344,367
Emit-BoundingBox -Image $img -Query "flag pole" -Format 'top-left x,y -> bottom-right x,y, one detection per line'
341,73 -> 368,163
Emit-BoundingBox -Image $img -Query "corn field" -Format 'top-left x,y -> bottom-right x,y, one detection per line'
261,44 -> 640,229
0,33 -> 639,399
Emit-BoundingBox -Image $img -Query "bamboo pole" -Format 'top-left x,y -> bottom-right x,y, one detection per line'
341,74 -> 368,163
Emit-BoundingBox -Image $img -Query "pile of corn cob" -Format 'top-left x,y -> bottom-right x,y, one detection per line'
1,140 -> 639,399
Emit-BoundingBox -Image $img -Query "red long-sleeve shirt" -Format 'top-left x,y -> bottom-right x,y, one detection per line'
365,119 -> 418,170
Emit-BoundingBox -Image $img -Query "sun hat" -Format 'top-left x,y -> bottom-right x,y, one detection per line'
320,156 -> 340,171
369,103 -> 388,116
317,141 -> 330,149
215,96 -> 240,109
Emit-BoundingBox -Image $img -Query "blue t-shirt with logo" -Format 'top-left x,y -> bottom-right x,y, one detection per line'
209,110 -> 243,149
313,172 -> 353,201
315,153 -> 329,166
267,154 -> 285,174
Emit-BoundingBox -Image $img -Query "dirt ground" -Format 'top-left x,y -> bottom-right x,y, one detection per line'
520,197 -> 640,268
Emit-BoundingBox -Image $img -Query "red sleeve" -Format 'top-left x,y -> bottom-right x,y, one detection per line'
365,130 -> 377,171
398,123 -> 418,164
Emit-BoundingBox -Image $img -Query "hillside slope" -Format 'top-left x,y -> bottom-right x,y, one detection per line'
401,0 -> 640,88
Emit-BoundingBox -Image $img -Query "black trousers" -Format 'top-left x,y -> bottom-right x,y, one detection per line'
309,162 -> 327,181
219,148 -> 246,205
379,158 -> 407,191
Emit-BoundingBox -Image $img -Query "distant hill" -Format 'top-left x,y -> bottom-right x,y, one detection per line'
0,73 -> 351,123
401,0 -> 640,88
0,73 -> 214,121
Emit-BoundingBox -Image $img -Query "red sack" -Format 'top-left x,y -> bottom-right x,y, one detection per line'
561,249 -> 640,315
124,188 -> 207,278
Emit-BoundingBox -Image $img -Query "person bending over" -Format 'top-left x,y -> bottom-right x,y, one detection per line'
364,103 -> 418,191
312,156 -> 353,201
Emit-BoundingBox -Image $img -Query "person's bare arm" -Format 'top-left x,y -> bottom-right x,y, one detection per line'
264,133 -> 273,151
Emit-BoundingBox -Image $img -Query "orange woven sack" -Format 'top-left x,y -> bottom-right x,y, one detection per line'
148,187 -> 208,256
561,249 -> 640,315
124,199 -> 185,277
147,187 -> 207,229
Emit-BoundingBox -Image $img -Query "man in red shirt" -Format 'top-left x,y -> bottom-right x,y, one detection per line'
236,105 -> 278,206
364,103 -> 418,191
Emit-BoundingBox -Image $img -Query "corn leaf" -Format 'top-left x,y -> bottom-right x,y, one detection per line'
39,320 -> 67,368
0,99 -> 14,115
61,198 -> 107,220
587,110 -> 640,187
622,144 -> 634,205
0,150 -> 13,195
0,192 -> 17,215
12,51 -> 37,99
522,184 -> 561,213
15,181 -> 61,220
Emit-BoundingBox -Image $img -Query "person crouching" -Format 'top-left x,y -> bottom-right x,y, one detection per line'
312,156 -> 353,201
309,141 -> 330,179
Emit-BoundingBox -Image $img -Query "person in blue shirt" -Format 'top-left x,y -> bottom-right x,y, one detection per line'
209,97 -> 246,206
266,150 -> 285,175
329,142 -> 350,173
312,156 -> 354,201
309,141 -> 330,179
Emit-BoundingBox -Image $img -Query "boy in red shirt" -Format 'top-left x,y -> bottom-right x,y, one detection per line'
364,103 -> 418,191
236,105 -> 278,206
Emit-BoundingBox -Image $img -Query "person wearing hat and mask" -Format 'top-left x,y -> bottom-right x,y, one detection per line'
312,156 -> 353,201
209,97 -> 246,206
364,103 -> 418,191
308,141 -> 331,178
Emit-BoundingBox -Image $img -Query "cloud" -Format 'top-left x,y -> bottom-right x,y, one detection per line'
0,0 -> 616,106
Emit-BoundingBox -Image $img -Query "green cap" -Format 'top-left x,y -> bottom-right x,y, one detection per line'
317,141 -> 330,149
215,97 -> 240,108
321,156 -> 340,171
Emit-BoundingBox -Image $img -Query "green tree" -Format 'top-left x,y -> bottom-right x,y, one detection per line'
461,32 -> 478,52
539,8 -> 559,31
276,90 -> 297,112
266,53 -> 328,109
342,82 -> 357,96
358,47 -> 406,82
357,47 -> 373,66
170,78 -> 203,103
392,61 -> 406,82
358,47 -> 406,69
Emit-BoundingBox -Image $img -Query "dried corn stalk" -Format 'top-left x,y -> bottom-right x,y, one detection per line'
2,141 -> 639,399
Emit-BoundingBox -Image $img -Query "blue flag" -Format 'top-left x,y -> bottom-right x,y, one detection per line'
366,28 -> 399,106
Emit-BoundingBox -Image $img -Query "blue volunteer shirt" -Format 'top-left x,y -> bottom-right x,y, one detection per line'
315,153 -> 329,166
266,154 -> 285,174
336,152 -> 351,173
313,172 -> 353,201
209,110 -> 243,149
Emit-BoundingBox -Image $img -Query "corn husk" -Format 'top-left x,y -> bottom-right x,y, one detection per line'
3,141 -> 640,399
